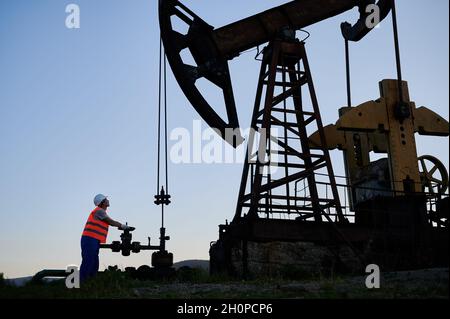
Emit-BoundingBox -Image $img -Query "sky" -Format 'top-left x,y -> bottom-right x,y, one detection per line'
0,0 -> 448,278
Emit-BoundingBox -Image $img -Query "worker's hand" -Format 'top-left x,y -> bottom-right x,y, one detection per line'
119,224 -> 135,231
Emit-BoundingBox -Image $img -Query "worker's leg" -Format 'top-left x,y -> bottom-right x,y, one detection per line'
80,236 -> 100,283
94,240 -> 100,275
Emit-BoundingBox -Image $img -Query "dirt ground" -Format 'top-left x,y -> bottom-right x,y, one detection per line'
131,268 -> 449,299
1,267 -> 448,299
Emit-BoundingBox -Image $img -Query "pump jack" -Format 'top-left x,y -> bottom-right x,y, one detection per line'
159,0 -> 449,277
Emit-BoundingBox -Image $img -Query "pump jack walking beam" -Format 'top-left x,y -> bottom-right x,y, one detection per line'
159,0 -> 392,146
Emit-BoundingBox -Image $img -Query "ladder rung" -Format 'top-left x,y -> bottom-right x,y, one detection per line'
242,203 -> 336,211
270,195 -> 334,202
304,115 -> 316,126
271,108 -> 313,115
257,119 -> 301,127
258,162 -> 307,169
256,118 -> 317,128
302,111 -> 316,116
261,150 -> 323,157
275,67 -> 305,75
262,81 -> 299,87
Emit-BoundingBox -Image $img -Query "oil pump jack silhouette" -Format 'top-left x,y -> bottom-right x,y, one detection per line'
159,0 -> 449,277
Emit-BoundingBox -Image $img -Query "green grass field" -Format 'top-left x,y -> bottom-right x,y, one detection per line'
1,267 -> 448,299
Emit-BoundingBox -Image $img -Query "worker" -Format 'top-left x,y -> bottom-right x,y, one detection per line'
80,194 -> 135,283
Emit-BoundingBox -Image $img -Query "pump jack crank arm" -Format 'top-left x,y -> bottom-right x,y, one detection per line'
159,0 -> 391,147
159,0 -> 242,147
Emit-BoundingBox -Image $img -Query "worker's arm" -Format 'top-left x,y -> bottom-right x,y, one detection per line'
95,209 -> 132,230
103,216 -> 123,228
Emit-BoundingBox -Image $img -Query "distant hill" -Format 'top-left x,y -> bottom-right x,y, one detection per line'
173,260 -> 209,271
5,276 -> 63,287
5,276 -> 32,287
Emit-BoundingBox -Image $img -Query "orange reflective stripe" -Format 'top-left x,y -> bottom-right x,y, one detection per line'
87,212 -> 109,228
82,207 -> 109,243
86,221 -> 108,232
82,230 -> 105,242
83,228 -> 106,237
84,224 -> 108,235
88,209 -> 109,224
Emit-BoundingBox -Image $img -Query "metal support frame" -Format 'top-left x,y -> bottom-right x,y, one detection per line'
234,40 -> 345,223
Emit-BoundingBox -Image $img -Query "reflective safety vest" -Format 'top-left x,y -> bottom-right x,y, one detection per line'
82,207 -> 109,243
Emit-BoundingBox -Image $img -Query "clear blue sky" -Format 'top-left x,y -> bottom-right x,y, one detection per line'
0,0 -> 448,278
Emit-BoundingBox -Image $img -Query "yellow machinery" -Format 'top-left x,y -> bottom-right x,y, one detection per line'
310,79 -> 449,209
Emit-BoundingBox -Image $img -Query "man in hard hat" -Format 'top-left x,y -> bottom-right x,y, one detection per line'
80,194 -> 135,283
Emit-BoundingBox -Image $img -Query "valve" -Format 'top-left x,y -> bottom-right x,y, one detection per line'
131,242 -> 141,254
111,241 -> 121,253
154,186 -> 171,205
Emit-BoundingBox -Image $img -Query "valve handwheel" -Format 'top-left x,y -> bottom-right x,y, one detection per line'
418,155 -> 449,194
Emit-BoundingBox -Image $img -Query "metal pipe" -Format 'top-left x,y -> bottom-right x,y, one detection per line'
345,39 -> 352,107
32,269 -> 67,282
139,245 -> 163,251
390,0 -> 404,104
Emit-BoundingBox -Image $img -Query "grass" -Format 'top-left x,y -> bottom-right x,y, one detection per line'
0,270 -> 138,299
0,268 -> 448,299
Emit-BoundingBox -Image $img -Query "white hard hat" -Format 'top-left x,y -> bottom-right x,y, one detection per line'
93,194 -> 108,206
